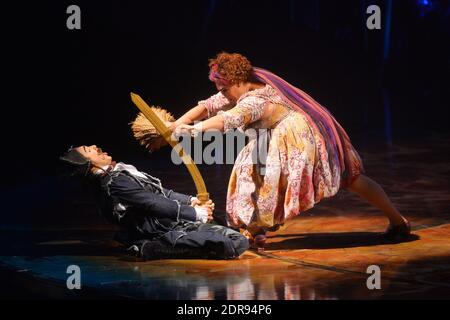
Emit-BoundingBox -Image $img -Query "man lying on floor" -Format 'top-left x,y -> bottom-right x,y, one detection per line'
59,145 -> 249,260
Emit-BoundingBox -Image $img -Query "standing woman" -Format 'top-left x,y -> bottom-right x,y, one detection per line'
171,52 -> 410,246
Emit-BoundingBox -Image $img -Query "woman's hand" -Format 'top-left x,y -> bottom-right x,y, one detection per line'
164,121 -> 177,131
173,124 -> 196,137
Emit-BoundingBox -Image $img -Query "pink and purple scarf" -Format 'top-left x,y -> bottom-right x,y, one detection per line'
253,67 -> 364,187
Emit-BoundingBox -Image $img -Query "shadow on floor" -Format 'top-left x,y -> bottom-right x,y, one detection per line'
266,232 -> 420,250
379,254 -> 450,299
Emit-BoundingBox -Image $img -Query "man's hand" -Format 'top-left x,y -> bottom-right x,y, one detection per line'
193,205 -> 213,223
191,197 -> 214,209
192,198 -> 215,222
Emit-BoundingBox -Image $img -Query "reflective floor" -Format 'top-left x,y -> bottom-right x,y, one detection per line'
1,135 -> 449,299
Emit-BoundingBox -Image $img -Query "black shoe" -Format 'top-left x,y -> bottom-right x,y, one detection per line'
126,244 -> 140,256
382,220 -> 411,241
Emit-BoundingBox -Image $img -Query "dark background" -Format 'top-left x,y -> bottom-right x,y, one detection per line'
1,0 -> 449,228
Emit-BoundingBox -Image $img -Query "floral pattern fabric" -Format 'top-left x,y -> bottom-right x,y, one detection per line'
198,84 -> 363,229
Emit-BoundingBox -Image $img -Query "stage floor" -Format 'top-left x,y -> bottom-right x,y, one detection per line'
1,135 -> 449,299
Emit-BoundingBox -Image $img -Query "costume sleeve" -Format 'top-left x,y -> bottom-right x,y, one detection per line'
198,92 -> 233,118
221,94 -> 267,131
162,188 -> 192,205
109,175 -> 196,222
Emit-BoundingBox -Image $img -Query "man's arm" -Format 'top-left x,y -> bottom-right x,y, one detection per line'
109,175 -> 196,221
162,188 -> 192,205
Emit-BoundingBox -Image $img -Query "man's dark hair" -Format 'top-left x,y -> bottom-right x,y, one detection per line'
59,147 -> 92,177
59,147 -> 103,204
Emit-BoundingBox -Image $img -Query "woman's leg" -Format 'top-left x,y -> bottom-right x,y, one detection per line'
347,174 -> 409,226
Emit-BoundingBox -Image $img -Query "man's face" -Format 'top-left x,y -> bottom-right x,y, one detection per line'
76,145 -> 112,168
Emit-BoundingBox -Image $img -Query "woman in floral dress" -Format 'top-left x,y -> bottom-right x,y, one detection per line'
171,52 -> 410,246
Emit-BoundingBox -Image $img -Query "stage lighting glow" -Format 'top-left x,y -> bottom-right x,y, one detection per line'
417,0 -> 435,17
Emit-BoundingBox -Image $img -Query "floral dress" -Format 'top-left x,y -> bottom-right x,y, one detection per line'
198,84 -> 363,231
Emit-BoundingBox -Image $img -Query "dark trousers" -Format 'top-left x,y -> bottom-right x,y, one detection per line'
172,222 -> 249,259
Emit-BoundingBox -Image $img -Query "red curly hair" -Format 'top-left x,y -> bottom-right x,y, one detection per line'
208,52 -> 254,84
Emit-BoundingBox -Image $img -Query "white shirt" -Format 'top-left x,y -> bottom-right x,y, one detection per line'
112,162 -> 148,180
94,162 -> 148,180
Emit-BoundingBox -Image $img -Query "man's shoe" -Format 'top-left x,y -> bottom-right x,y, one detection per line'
126,244 -> 140,256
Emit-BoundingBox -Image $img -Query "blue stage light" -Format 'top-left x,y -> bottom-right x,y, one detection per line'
417,0 -> 435,17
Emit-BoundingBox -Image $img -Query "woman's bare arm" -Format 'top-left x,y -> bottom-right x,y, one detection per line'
174,114 -> 225,136
170,104 -> 208,129
193,114 -> 224,132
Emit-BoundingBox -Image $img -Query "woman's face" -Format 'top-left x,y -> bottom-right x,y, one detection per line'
216,83 -> 245,103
